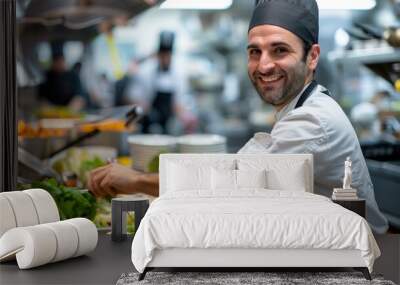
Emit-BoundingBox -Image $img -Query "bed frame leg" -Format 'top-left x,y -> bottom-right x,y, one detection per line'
354,267 -> 371,280
138,268 -> 148,281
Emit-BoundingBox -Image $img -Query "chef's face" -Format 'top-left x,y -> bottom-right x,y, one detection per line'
247,25 -> 319,110
158,51 -> 172,71
53,56 -> 66,72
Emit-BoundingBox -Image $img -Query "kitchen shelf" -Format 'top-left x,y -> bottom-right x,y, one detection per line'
328,47 -> 400,87
328,47 -> 400,65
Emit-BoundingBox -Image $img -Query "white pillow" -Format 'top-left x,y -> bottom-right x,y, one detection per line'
238,159 -> 307,191
267,167 -> 306,191
167,163 -> 211,191
211,168 -> 236,190
166,159 -> 236,192
236,169 -> 267,189
211,169 -> 267,191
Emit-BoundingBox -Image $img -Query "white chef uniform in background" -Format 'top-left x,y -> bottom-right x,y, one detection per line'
126,56 -> 191,113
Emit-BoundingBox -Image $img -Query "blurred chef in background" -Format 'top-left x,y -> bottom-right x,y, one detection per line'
39,42 -> 85,111
351,90 -> 398,141
124,31 -> 198,134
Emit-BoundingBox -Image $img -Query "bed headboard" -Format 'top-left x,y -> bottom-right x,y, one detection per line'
159,153 -> 313,196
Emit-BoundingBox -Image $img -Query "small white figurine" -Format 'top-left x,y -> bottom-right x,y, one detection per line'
343,157 -> 352,189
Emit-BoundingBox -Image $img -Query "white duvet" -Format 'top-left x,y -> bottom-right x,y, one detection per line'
131,190 -> 380,273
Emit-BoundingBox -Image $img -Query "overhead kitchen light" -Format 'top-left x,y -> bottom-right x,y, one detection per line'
317,0 -> 376,10
160,0 -> 233,10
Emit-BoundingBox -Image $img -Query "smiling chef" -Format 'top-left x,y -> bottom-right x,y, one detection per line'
88,0 -> 389,234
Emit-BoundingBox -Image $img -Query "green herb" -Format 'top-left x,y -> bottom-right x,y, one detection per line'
29,178 -> 97,220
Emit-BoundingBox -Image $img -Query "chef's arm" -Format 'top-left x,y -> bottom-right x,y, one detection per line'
135,172 -> 159,197
88,163 -> 159,197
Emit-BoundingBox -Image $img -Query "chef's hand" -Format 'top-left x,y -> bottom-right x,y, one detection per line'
88,163 -> 159,197
88,163 -> 138,197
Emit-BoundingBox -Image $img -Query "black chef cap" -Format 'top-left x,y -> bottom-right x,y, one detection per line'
248,0 -> 319,45
158,31 -> 175,53
51,41 -> 64,60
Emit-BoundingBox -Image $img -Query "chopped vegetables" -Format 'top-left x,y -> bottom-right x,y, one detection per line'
51,148 -> 106,187
78,119 -> 129,133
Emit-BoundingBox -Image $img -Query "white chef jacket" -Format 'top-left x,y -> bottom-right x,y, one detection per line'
239,84 -> 389,234
126,57 -> 194,112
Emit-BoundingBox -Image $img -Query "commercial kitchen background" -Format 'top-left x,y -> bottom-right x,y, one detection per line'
2,0 -> 400,236
0,0 -> 399,283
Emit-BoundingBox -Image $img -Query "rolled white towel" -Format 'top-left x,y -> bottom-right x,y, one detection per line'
0,219 -> 98,269
23,189 -> 60,224
42,221 -> 79,262
0,226 -> 57,269
0,192 -> 39,227
65,218 -> 98,257
0,196 -> 17,237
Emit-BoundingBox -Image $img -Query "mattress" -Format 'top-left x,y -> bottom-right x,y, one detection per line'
131,190 -> 380,273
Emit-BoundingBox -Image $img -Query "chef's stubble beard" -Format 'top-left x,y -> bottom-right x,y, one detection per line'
250,62 -> 309,108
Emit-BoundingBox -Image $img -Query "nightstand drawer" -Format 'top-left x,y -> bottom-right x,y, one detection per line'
332,199 -> 366,218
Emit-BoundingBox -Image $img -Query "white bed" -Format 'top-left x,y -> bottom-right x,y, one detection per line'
131,154 -> 380,280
